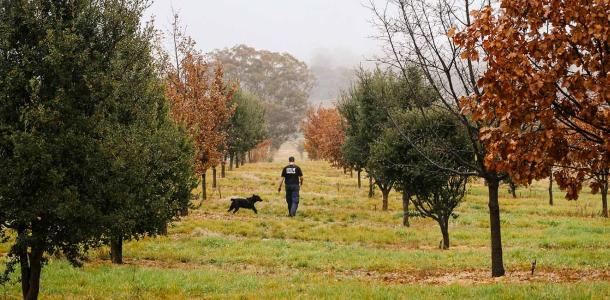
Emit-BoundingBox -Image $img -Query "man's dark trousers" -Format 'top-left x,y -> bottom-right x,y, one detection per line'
285,184 -> 300,216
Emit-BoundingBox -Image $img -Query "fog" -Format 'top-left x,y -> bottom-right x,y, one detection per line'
146,0 -> 386,104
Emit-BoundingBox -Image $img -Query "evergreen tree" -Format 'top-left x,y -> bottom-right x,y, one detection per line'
0,1 -> 195,298
226,89 -> 267,164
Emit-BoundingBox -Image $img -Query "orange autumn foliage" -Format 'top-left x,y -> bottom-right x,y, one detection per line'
165,53 -> 236,176
301,107 -> 346,168
455,0 -> 610,199
249,139 -> 273,163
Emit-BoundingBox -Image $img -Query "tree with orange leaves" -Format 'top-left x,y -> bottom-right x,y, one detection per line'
165,15 -> 235,206
301,107 -> 346,168
455,0 -> 609,216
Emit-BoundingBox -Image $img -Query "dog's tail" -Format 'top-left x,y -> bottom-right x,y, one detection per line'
230,198 -> 237,202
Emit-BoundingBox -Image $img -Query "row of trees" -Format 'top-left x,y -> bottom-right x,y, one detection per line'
164,15 -> 268,203
303,68 -> 473,249
304,0 -> 609,278
366,0 -> 609,277
350,69 -> 474,249
0,3 -> 269,300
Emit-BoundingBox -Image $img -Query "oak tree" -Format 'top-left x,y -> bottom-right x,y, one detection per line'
301,107 -> 346,168
455,0 -> 609,215
371,0 -> 509,276
165,19 -> 235,204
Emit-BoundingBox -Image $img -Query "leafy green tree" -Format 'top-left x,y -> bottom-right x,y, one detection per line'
210,45 -> 314,149
0,1 -> 195,298
412,174 -> 468,250
339,68 -> 420,207
370,107 -> 473,246
363,67 -> 436,211
369,128 -> 417,226
404,110 -> 473,249
225,89 -> 267,167
102,123 -> 195,264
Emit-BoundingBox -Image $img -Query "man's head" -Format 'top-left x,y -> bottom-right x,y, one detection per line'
289,156 -> 295,164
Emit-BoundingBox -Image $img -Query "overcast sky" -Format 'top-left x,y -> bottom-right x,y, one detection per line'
145,0 -> 385,66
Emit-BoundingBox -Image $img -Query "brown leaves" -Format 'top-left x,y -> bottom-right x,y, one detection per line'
454,0 -> 610,199
301,107 -> 346,168
165,54 -> 236,175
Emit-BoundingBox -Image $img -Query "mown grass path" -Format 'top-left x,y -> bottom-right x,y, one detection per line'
1,160 -> 609,299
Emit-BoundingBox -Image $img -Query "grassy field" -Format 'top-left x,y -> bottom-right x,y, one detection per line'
1,152 -> 609,299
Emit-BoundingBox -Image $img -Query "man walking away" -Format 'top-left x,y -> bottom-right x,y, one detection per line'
278,156 -> 303,217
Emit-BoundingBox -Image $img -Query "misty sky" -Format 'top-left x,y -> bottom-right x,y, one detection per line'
146,0 -> 386,66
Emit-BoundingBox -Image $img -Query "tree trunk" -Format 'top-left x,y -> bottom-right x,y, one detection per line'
357,169 -> 361,188
24,248 -> 43,300
18,239 -> 44,300
509,182 -> 517,198
381,188 -> 390,211
221,161 -> 226,178
402,191 -> 410,227
368,176 -> 374,198
487,178 -> 505,277
602,180 -> 608,218
160,222 -> 168,235
18,233 -> 30,300
350,169 -> 353,178
179,202 -> 188,216
201,173 -> 207,201
235,153 -> 239,169
110,236 -> 123,264
229,153 -> 234,171
439,221 -> 450,249
241,152 -> 246,166
549,171 -> 554,206
212,167 -> 217,188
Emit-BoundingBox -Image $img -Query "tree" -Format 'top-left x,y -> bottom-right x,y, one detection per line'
371,0 -> 509,276
0,1 -> 195,298
165,18 -> 235,204
413,175 -> 468,249
454,0 -> 610,205
590,168 -> 609,218
225,89 -> 267,169
370,108 -> 473,237
339,69 -> 396,197
102,123 -> 196,264
301,107 -> 346,168
296,140 -> 306,160
406,110 -> 473,249
249,139 -> 274,163
209,45 -> 314,149
366,136 -> 399,211
366,66 -> 438,219
503,178 -> 519,199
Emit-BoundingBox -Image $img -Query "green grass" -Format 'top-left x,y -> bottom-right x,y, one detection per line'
1,159 -> 609,299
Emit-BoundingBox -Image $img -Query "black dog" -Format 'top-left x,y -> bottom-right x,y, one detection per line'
227,194 -> 263,214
